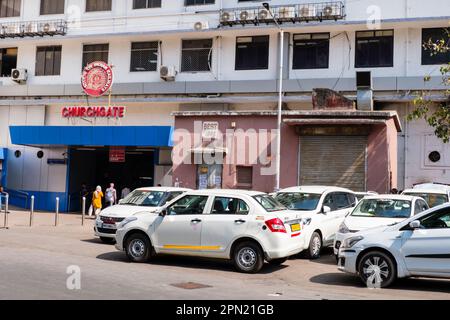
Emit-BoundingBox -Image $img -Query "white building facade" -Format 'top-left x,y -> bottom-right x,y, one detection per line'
0,0 -> 448,211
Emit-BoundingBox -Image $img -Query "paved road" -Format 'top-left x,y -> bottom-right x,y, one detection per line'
1,210 -> 450,300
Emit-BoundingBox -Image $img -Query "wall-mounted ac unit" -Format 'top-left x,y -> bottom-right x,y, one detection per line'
239,10 -> 255,21
278,6 -> 295,19
6,25 -> 20,34
26,23 -> 38,33
193,21 -> 209,31
160,66 -> 177,81
220,11 -> 235,23
42,22 -> 57,33
12,68 -> 28,83
298,6 -> 316,18
321,5 -> 339,17
258,9 -> 269,20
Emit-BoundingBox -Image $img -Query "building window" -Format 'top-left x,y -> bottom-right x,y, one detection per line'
236,166 -> 253,189
0,0 -> 21,17
293,33 -> 329,69
0,48 -> 17,77
181,39 -> 213,72
133,0 -> 161,9
422,28 -> 450,65
35,46 -> 61,76
86,0 -> 111,12
130,41 -> 158,72
235,36 -> 269,70
82,44 -> 109,69
40,0 -> 65,15
185,0 -> 214,5
355,30 -> 394,68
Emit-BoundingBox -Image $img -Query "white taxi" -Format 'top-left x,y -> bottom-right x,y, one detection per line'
402,183 -> 450,208
274,186 -> 357,259
114,190 -> 304,273
95,187 -> 190,243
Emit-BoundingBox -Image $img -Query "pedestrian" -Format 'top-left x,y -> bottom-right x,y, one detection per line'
121,185 -> 131,199
90,186 -> 104,218
105,182 -> 117,207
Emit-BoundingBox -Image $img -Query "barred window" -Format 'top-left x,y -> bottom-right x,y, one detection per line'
0,47 -> 17,77
293,33 -> 330,69
0,0 -> 21,17
235,36 -> 269,70
181,39 -> 212,72
355,30 -> 394,68
133,0 -> 161,9
130,42 -> 158,72
36,46 -> 62,76
86,0 -> 111,12
40,0 -> 64,15
82,44 -> 109,69
185,0 -> 214,5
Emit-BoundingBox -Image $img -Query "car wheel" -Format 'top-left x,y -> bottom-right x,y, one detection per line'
358,251 -> 397,288
125,233 -> 151,263
233,241 -> 264,274
307,232 -> 322,260
100,237 -> 115,244
268,257 -> 288,266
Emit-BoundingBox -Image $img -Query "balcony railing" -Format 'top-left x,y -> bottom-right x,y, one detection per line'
219,2 -> 345,27
0,19 -> 67,39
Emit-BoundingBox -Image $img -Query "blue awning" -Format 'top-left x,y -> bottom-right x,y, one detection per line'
9,126 -> 174,147
0,148 -> 5,160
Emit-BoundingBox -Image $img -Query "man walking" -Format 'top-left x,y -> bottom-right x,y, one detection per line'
105,183 -> 117,207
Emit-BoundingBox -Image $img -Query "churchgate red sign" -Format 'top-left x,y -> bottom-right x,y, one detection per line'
109,147 -> 125,163
81,61 -> 114,97
62,106 -> 125,118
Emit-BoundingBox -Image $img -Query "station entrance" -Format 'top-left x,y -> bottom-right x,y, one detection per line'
67,147 -> 156,212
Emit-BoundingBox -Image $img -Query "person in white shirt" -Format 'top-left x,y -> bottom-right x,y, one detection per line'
121,186 -> 131,199
105,183 -> 117,207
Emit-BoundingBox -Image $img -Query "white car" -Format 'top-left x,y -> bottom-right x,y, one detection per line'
338,203 -> 450,288
402,183 -> 450,208
355,191 -> 378,202
114,189 -> 304,273
95,187 -> 190,243
333,195 -> 429,256
274,186 -> 357,259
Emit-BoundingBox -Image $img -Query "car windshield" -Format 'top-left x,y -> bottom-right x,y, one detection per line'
351,199 -> 412,218
120,190 -> 166,207
253,195 -> 286,212
402,192 -> 449,208
275,192 -> 321,211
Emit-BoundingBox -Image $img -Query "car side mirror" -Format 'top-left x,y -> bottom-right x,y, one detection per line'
159,209 -> 168,217
409,220 -> 421,230
322,206 -> 331,214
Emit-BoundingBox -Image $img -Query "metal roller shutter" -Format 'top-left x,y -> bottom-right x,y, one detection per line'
299,136 -> 367,191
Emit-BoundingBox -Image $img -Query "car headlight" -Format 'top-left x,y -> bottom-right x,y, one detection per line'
118,216 -> 138,229
338,222 -> 350,234
342,236 -> 364,248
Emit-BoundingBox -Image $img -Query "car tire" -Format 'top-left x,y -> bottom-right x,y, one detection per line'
358,251 -> 397,288
268,257 -> 288,266
125,233 -> 152,263
100,237 -> 115,244
233,241 -> 264,274
307,232 -> 322,260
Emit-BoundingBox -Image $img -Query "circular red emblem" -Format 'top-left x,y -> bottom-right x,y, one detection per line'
81,61 -> 114,97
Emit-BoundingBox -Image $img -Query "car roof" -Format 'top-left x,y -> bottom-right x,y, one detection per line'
403,188 -> 449,195
277,185 -> 355,194
362,194 -> 418,201
185,189 -> 266,197
136,187 -> 191,192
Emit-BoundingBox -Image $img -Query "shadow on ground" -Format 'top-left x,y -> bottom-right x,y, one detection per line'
96,251 -> 288,274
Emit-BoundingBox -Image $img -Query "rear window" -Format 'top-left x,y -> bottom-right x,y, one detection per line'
253,195 -> 286,212
275,192 -> 321,211
403,192 -> 449,208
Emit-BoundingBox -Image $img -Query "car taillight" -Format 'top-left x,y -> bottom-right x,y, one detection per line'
265,218 -> 286,233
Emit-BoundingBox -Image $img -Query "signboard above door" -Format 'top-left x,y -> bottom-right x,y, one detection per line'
109,147 -> 125,163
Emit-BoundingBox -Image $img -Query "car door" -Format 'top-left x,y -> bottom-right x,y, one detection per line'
322,193 -> 354,244
318,192 -> 339,244
200,196 -> 250,258
400,206 -> 450,275
152,194 -> 210,256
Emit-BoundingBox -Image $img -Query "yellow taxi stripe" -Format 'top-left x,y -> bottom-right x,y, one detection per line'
163,245 -> 221,251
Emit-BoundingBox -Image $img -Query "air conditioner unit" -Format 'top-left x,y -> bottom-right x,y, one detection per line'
239,10 -> 255,21
298,6 -> 316,18
12,68 -> 28,83
220,11 -> 235,23
26,23 -> 38,33
160,66 -> 177,81
193,21 -> 209,31
42,22 -> 57,33
278,6 -> 295,19
258,9 -> 269,20
6,24 -> 20,34
321,5 -> 339,17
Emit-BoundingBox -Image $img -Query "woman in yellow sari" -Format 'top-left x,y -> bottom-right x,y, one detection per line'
92,186 -> 104,218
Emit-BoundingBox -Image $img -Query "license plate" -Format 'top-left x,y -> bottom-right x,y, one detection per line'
290,223 -> 301,232
102,223 -> 116,229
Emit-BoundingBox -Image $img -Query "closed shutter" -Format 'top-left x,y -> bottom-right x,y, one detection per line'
299,136 -> 367,191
